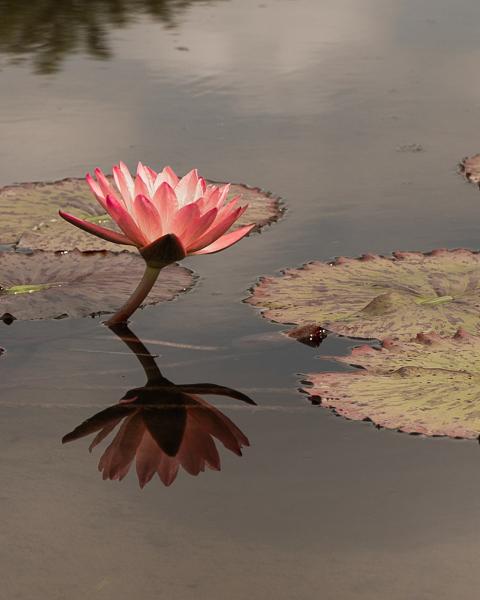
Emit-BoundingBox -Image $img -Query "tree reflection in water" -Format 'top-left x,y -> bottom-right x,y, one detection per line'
63,324 -> 254,487
0,0 -> 222,74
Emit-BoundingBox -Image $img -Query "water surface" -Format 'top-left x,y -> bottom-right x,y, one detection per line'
2,1 -> 480,598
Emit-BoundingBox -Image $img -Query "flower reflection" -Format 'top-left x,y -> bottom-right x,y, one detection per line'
62,325 -> 254,487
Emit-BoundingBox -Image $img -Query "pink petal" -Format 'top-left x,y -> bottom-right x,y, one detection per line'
113,163 -> 134,209
136,162 -> 156,193
89,420 -> 122,452
153,166 -> 179,192
98,413 -> 144,481
62,404 -> 135,445
194,197 -> 208,214
170,202 -> 201,240
145,165 -> 158,181
152,182 -> 178,228
175,169 -> 199,207
182,208 -> 218,251
177,421 -> 205,475
119,161 -> 135,188
134,170 -> 152,199
163,166 -> 179,186
133,194 -> 163,243
206,196 -> 241,229
182,422 -> 220,472
193,187 -> 223,217
59,210 -> 136,245
86,172 -> 104,203
199,431 -> 221,471
94,168 -> 124,208
195,178 -> 207,200
190,223 -> 254,255
189,397 -> 249,453
217,184 -> 231,207
136,431 -> 164,488
106,195 -> 148,246
157,453 -> 180,486
187,205 -> 246,253
216,195 -> 241,216
117,461 -> 134,481
200,186 -> 220,210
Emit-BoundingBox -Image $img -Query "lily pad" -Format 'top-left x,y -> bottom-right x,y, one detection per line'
0,178 -> 282,251
460,154 -> 480,184
304,329 -> 480,439
0,250 -> 194,320
0,178 -> 108,248
247,249 -> 480,341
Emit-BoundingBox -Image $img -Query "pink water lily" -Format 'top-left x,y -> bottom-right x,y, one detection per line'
59,163 -> 254,325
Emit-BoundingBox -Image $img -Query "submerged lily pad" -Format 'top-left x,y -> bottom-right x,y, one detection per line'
0,177 -> 282,251
460,154 -> 480,184
0,250 -> 193,320
248,249 -> 480,341
304,330 -> 480,439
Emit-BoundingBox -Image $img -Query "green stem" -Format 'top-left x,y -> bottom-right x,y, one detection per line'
105,264 -> 161,326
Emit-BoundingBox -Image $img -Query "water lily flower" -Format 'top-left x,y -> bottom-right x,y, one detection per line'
59,163 -> 254,325
62,325 -> 254,487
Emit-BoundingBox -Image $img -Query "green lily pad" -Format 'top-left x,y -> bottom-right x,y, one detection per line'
460,154 -> 480,184
304,329 -> 480,439
0,250 -> 194,320
0,178 -> 282,251
247,249 -> 480,341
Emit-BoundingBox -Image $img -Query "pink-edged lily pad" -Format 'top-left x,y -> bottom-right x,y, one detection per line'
460,154 -> 480,184
0,250 -> 193,320
247,249 -> 480,341
0,178 -> 282,251
303,329 -> 480,439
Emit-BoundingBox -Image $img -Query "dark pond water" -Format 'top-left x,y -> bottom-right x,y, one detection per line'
2,0 -> 480,597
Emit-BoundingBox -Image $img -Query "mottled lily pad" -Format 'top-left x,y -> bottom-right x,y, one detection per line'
0,250 -> 193,320
460,154 -> 480,184
248,249 -> 480,341
0,178 -> 109,249
304,330 -> 480,439
0,177 -> 282,251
